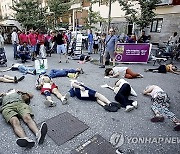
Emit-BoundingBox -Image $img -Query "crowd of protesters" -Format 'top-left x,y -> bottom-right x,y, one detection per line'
0,27 -> 180,149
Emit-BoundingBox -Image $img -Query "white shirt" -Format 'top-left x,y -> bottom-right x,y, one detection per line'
113,67 -> 128,77
148,85 -> 164,98
0,34 -> 4,48
11,31 -> 19,44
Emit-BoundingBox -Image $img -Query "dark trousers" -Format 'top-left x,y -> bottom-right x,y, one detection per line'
115,83 -> 133,108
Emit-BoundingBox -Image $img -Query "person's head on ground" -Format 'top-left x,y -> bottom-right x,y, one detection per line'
39,74 -> 52,83
109,28 -> 115,36
172,65 -> 178,71
76,68 -> 84,74
105,68 -> 113,76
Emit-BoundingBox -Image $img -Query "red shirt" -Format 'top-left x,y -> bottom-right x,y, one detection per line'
19,33 -> 28,45
28,33 -> 37,46
37,34 -> 45,45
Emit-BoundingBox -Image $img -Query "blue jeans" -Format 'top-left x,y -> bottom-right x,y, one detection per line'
18,65 -> 35,74
88,42 -> 93,54
13,44 -> 18,58
49,69 -> 77,78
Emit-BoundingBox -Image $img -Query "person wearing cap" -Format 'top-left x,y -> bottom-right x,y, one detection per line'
0,89 -> 48,148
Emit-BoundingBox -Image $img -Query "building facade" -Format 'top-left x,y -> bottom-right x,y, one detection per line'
149,0 -> 180,43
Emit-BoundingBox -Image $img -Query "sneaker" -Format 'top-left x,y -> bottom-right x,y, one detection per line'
132,101 -> 138,109
14,76 -> 18,83
59,60 -> 61,63
33,70 -> 36,75
104,104 -> 118,112
17,76 -> 25,82
174,124 -> 180,131
44,100 -> 56,107
137,74 -> 143,78
125,105 -> 134,112
37,122 -> 48,144
110,102 -> 121,109
151,116 -> 164,122
61,92 -> 70,105
144,69 -> 149,72
99,65 -> 105,68
16,137 -> 35,148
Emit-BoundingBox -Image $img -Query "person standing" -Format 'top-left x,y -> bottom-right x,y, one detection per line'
100,28 -> 118,68
54,31 -> 68,63
11,28 -> 19,59
88,30 -> 93,54
19,29 -> 28,45
28,29 -> 37,61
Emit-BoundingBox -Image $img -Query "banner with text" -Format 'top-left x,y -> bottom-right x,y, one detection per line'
115,43 -> 151,63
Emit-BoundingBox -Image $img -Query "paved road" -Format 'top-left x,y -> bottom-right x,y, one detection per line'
0,45 -> 180,154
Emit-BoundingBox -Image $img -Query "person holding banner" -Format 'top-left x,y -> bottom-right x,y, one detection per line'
99,28 -> 118,68
104,66 -> 143,79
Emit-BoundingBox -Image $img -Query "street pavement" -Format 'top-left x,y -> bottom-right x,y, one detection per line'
0,45 -> 180,154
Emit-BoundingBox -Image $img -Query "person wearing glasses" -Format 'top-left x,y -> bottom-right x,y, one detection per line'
100,28 -> 118,68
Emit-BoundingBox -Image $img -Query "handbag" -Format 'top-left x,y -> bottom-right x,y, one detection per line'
35,59 -> 48,74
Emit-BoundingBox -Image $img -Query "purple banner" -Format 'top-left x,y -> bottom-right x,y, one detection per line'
115,43 -> 151,63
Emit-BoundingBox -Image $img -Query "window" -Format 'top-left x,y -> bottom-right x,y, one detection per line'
150,18 -> 163,33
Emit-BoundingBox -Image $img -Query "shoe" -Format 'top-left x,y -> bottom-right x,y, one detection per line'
125,105 -> 134,112
99,65 -> 105,68
137,74 -> 143,78
44,100 -> 56,107
33,70 -> 36,75
104,104 -> 118,112
14,76 -> 18,83
144,69 -> 149,72
174,124 -> 180,131
37,122 -> 48,144
59,60 -> 61,63
16,137 -> 35,148
61,92 -> 70,105
17,76 -> 25,82
151,116 -> 164,122
132,101 -> 138,109
110,102 -> 121,109
66,60 -> 69,63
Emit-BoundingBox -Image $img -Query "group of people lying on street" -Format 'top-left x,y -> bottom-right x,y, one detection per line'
0,63 -> 180,148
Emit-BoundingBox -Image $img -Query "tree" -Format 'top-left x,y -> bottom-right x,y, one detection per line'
48,0 -> 71,28
11,0 -> 47,30
83,1 -> 105,30
118,0 -> 161,30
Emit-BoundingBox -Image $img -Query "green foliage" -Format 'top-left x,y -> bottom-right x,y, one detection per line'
118,0 -> 161,30
48,0 -> 71,27
11,0 -> 47,30
83,1 -> 106,30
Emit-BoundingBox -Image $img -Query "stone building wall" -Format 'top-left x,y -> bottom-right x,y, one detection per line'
149,13 -> 180,44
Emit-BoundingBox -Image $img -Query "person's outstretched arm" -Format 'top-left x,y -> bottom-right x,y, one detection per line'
143,86 -> 154,96
72,82 -> 85,91
109,72 -> 120,78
